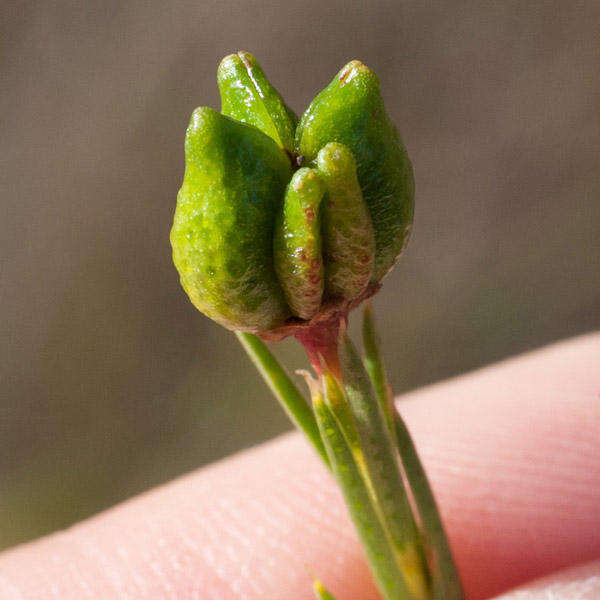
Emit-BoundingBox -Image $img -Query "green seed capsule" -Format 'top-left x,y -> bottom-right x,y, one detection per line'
296,60 -> 414,282
170,106 -> 292,332
316,142 -> 375,300
274,168 -> 326,320
172,54 -> 415,334
218,51 -> 297,154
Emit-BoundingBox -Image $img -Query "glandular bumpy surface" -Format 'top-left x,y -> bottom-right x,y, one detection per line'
296,60 -> 414,282
171,107 -> 292,332
172,55 -> 413,334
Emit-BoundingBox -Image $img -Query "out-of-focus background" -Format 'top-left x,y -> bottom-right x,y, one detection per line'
2,1 -> 599,551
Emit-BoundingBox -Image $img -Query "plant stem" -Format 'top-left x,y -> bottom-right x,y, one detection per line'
238,304 -> 464,600
295,319 -> 342,377
235,331 -> 329,466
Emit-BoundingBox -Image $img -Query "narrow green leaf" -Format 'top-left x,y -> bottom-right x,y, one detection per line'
338,326 -> 429,600
312,578 -> 338,600
321,371 -> 384,534
313,391 -> 413,600
392,413 -> 464,600
362,306 -> 464,600
236,332 -> 329,467
362,301 -> 394,432
321,370 -> 362,455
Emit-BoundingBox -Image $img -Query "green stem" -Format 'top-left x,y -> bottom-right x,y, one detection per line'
362,307 -> 464,600
235,331 -> 329,467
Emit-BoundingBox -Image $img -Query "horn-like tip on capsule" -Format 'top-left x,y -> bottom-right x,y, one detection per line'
236,49 -> 254,64
217,50 -> 255,79
338,59 -> 378,87
217,53 -> 238,71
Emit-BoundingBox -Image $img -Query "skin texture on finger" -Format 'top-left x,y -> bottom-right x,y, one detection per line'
0,332 -> 598,600
492,559 -> 600,599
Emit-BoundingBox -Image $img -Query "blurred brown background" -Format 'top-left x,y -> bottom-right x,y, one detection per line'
1,1 -> 599,550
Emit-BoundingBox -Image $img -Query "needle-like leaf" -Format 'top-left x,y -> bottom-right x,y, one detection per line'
236,332 -> 329,467
362,302 -> 395,431
338,325 -> 429,600
362,306 -> 464,600
313,384 -> 413,600
391,413 -> 464,600
312,578 -> 338,600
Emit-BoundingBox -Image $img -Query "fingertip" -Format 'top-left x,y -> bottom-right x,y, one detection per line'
491,560 -> 600,599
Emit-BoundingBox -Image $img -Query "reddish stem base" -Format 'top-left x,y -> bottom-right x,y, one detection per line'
294,319 -> 343,378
